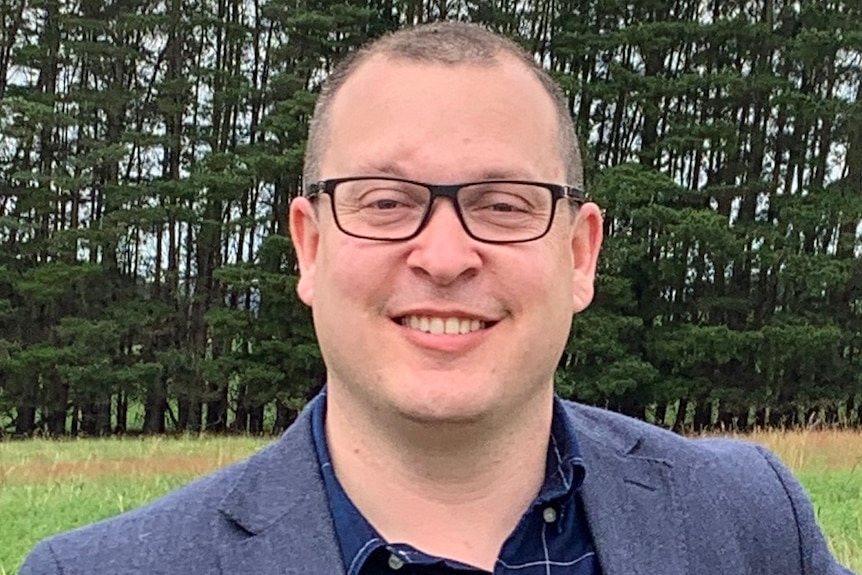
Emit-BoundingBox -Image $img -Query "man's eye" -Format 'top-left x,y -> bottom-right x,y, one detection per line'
370,198 -> 404,210
486,202 -> 524,212
473,194 -> 532,213
357,190 -> 418,210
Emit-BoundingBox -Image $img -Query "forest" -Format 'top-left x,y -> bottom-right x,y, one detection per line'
0,0 -> 860,436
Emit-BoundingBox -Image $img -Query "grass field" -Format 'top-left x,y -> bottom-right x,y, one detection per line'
1,430 -> 860,574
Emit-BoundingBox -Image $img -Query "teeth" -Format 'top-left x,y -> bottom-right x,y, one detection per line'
445,317 -> 459,333
429,317 -> 444,334
401,315 -> 487,335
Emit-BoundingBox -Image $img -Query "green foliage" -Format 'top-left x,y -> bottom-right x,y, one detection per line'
0,0 -> 861,434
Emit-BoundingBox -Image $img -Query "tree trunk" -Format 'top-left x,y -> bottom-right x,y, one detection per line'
189,401 -> 202,433
143,389 -> 166,434
234,384 -> 248,433
767,405 -> 786,428
671,398 -> 688,433
46,407 -> 66,436
274,400 -> 293,433
692,400 -> 712,432
15,405 -> 36,436
79,402 -> 111,435
248,405 -> 264,434
653,402 -> 668,428
115,392 -> 127,433
753,407 -> 767,429
205,391 -> 227,432
177,397 -> 188,432
177,397 -> 202,433
80,403 -> 98,435
177,397 -> 203,433
716,404 -> 735,431
846,395 -> 859,427
45,377 -> 68,436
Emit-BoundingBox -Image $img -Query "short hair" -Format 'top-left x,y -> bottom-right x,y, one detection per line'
302,21 -> 583,189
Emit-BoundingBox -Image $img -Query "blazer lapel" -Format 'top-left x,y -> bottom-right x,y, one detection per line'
574,412 -> 689,575
217,400 -> 344,575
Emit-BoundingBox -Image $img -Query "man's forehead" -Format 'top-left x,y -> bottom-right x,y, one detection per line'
332,52 -> 537,106
319,51 -> 565,181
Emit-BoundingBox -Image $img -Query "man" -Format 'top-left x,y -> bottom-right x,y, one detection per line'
21,21 -> 854,575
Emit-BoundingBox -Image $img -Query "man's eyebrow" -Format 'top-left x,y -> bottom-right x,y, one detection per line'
474,168 -> 539,181
352,163 -> 540,182
353,162 -> 408,178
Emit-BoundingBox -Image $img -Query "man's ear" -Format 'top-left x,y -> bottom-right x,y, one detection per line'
570,202 -> 603,314
289,197 -> 320,306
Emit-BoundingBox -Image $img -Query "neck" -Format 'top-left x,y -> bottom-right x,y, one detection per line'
325,386 -> 553,570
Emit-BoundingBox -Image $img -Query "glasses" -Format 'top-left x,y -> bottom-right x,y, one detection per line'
305,176 -> 586,244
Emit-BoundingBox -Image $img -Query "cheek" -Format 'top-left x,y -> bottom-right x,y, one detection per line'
318,240 -> 397,306
521,245 -> 573,297
502,252 -> 574,375
515,254 -> 576,329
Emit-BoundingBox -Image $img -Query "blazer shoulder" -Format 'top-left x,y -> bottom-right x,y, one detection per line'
563,400 -> 804,528
563,400 -> 853,574
20,452 -> 254,575
19,413 -> 319,575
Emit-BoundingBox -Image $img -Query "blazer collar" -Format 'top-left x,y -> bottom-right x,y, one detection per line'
570,403 -> 689,575
217,396 -> 344,575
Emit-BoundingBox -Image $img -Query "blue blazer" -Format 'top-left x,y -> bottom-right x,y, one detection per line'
20,399 -> 855,574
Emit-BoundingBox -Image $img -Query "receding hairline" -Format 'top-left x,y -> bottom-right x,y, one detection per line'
355,21 -> 531,63
303,23 -> 583,188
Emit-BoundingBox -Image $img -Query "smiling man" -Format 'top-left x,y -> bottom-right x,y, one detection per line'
21,21 -> 854,575
288,30 -> 603,571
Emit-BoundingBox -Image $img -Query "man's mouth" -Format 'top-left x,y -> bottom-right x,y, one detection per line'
397,315 -> 490,335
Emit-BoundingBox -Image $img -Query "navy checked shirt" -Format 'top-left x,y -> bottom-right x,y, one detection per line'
311,393 -> 600,575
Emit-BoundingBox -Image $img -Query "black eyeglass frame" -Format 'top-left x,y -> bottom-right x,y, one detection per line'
304,176 -> 587,244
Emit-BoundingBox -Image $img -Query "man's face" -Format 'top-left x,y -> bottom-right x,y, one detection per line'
290,54 -> 602,425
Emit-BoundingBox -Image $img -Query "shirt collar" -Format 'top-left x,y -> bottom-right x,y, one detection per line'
538,395 -> 587,505
310,390 -> 587,573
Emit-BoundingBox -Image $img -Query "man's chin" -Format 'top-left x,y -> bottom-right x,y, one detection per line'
389,393 -> 500,428
397,407 -> 488,427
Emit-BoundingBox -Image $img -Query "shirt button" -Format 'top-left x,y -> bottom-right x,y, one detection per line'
542,506 -> 558,523
388,554 -> 405,570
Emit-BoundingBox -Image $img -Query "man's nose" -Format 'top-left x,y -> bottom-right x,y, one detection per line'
405,199 -> 482,285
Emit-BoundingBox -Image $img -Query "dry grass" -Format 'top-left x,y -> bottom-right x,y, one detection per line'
718,428 -> 862,472
3,454 -> 237,481
0,435 -> 269,485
